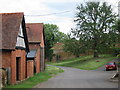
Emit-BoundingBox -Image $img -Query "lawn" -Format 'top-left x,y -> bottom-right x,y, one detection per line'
4,66 -> 64,88
47,54 -> 117,70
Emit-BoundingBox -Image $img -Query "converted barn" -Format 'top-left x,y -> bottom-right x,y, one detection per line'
26,23 -> 45,76
0,12 -> 29,85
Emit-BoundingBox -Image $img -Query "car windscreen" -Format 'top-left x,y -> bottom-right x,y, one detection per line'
106,63 -> 114,65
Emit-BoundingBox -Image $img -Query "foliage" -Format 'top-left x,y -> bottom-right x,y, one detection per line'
44,24 -> 67,61
117,54 -> 120,58
63,34 -> 87,57
112,19 -> 120,34
117,54 -> 120,67
71,2 -> 117,58
5,66 -> 64,88
111,47 -> 120,56
111,19 -> 120,56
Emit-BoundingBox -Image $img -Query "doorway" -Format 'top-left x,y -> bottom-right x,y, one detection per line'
16,57 -> 21,81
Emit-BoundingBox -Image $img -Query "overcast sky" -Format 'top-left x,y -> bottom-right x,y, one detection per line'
0,0 -> 119,34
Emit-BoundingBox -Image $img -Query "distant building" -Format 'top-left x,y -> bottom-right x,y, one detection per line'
0,12 -> 29,85
52,42 -> 75,61
26,23 -> 45,75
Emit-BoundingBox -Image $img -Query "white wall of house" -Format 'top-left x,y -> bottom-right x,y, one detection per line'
16,24 -> 26,48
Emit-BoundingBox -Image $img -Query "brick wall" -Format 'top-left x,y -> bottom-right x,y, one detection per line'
40,47 -> 45,71
52,50 -> 93,62
27,60 -> 34,78
29,44 -> 40,50
29,43 -> 41,74
35,48 -> 40,73
2,49 -> 26,85
2,51 -> 11,68
11,49 -> 26,84
40,35 -> 44,47
52,52 -> 76,62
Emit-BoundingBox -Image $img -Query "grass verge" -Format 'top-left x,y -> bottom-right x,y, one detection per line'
47,54 -> 117,70
4,66 -> 64,88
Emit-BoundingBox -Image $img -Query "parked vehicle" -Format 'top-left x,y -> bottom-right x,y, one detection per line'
105,62 -> 117,71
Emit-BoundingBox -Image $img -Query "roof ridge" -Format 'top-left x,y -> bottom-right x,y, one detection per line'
0,12 -> 24,15
26,23 -> 43,24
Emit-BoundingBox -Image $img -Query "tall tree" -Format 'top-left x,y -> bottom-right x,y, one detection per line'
112,19 -> 120,34
111,19 -> 120,56
72,2 -> 117,57
44,24 -> 67,61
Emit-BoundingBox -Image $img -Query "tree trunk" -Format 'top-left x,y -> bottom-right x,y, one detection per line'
93,35 -> 99,58
76,55 -> 80,58
94,50 -> 99,58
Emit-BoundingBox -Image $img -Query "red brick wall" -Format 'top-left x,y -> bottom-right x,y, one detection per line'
2,49 -> 26,85
52,52 -> 76,62
29,44 -> 40,50
40,35 -> 45,47
29,43 -> 41,74
52,51 -> 93,62
35,48 -> 40,73
11,49 -> 26,84
40,47 -> 45,71
27,60 -> 34,78
2,51 -> 11,68
116,43 -> 120,48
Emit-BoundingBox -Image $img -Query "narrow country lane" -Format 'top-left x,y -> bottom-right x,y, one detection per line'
34,66 -> 118,88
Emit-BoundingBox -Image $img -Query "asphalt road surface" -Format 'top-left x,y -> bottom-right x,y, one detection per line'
34,65 -> 118,88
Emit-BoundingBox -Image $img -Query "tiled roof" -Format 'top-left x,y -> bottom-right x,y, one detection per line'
26,23 -> 44,43
0,12 -> 29,51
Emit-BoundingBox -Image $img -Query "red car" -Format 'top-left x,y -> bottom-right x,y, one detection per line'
105,62 -> 117,71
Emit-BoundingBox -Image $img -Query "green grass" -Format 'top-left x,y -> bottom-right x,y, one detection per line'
47,55 -> 93,65
48,54 -> 117,70
4,66 -> 64,88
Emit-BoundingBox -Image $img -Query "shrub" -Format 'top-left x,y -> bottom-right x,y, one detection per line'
111,47 -> 120,56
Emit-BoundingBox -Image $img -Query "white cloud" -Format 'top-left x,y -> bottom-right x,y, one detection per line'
105,0 -> 119,14
0,0 -> 119,34
57,21 -> 75,34
25,14 -> 74,34
0,0 -> 51,14
41,0 -> 84,3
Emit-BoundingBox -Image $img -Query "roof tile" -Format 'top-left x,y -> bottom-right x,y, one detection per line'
26,23 -> 44,43
0,12 -> 28,50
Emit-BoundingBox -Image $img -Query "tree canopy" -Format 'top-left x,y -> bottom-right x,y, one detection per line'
64,2 -> 118,58
44,24 -> 67,61
63,34 -> 87,57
